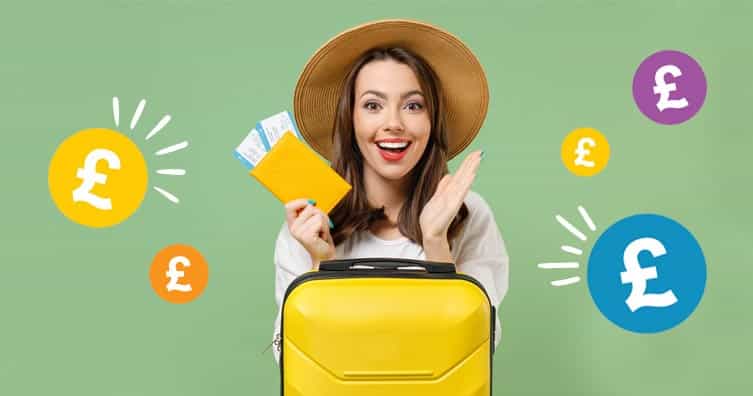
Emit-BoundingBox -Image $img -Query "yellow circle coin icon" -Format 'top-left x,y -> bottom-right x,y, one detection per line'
48,128 -> 148,228
560,127 -> 610,177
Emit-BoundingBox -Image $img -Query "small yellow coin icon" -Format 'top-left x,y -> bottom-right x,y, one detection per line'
48,128 -> 148,228
560,127 -> 610,177
149,244 -> 209,304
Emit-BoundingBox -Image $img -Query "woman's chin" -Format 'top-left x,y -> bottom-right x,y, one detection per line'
374,167 -> 412,182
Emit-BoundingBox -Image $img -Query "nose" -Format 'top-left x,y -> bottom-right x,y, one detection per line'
383,106 -> 404,133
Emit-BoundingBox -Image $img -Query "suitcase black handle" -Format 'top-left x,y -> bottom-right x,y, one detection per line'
318,258 -> 455,274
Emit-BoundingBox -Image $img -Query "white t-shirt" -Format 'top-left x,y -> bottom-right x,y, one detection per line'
271,190 -> 510,364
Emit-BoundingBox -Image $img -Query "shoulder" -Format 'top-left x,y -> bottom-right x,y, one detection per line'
453,190 -> 501,245
452,190 -> 508,264
463,190 -> 495,222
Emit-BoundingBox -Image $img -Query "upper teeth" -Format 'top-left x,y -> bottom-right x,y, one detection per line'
377,142 -> 409,149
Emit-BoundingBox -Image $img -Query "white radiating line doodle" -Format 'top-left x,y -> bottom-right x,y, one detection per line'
574,137 -> 596,168
561,245 -> 583,255
145,115 -> 172,141
578,206 -> 596,232
153,186 -> 180,204
155,141 -> 189,156
166,256 -> 192,292
72,148 -> 121,210
653,64 -> 689,112
552,276 -> 580,287
112,97 -> 120,127
556,215 -> 587,241
538,262 -> 579,269
156,169 -> 186,176
109,95 -> 187,205
130,99 -> 146,130
539,205 -> 599,287
620,237 -> 678,312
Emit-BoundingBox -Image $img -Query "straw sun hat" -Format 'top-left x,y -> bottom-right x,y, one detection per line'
293,19 -> 489,161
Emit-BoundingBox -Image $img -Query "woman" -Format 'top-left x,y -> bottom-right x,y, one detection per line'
271,19 -> 509,364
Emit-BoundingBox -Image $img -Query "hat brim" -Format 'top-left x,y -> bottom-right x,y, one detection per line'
293,19 -> 489,161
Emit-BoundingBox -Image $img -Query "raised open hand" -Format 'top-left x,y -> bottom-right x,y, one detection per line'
419,150 -> 482,242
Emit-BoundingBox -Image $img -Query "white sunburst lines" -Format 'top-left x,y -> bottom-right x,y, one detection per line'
153,186 -> 180,204
112,96 -> 188,204
538,205 -> 597,287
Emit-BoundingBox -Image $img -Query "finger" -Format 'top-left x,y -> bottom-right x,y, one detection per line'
456,168 -> 478,198
461,154 -> 482,185
435,174 -> 452,195
306,207 -> 332,233
449,151 -> 481,191
300,214 -> 327,243
285,198 -> 312,212
452,157 -> 479,191
318,228 -> 335,256
454,150 -> 477,177
456,150 -> 482,180
324,229 -> 335,245
285,198 -> 313,225
320,210 -> 334,231
452,151 -> 481,191
315,211 -> 334,239
300,217 -> 332,259
442,154 -> 473,198
448,167 -> 478,209
444,165 -> 480,210
291,204 -> 318,233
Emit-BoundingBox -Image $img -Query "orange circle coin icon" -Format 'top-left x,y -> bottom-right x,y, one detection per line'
149,244 -> 209,304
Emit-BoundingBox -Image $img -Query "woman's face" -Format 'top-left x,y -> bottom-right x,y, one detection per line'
353,59 -> 431,184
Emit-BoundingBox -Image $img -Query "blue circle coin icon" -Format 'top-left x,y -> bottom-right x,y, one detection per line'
587,214 -> 706,333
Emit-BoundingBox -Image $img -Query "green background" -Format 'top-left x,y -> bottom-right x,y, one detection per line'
1,0 -> 751,394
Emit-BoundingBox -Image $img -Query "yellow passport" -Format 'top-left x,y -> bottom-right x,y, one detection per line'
250,132 -> 351,214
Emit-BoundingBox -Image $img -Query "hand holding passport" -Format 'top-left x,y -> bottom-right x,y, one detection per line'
234,111 -> 352,214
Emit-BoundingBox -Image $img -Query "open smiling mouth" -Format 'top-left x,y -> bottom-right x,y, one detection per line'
375,141 -> 412,161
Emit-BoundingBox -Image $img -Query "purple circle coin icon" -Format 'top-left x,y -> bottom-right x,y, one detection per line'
632,50 -> 707,125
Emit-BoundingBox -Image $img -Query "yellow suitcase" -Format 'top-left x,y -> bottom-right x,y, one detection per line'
280,258 -> 495,395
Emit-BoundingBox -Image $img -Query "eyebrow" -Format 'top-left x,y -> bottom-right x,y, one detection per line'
360,90 -> 424,100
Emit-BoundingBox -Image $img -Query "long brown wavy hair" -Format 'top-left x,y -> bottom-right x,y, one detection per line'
328,47 -> 469,249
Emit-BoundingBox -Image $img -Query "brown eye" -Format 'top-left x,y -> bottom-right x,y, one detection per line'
364,102 -> 381,111
405,102 -> 424,111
